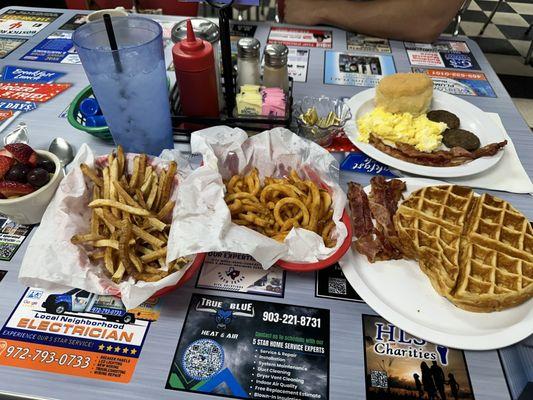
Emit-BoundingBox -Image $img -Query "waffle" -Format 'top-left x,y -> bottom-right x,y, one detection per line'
394,185 -> 533,312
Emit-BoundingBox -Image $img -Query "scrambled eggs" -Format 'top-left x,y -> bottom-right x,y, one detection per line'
357,107 -> 447,152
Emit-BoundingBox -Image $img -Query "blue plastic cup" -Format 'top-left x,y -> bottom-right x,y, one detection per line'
79,97 -> 101,117
73,16 -> 174,155
86,115 -> 107,127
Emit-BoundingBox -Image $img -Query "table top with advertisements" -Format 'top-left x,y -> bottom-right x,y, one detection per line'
0,6 -> 531,400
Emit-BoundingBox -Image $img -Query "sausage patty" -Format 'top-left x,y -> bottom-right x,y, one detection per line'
442,129 -> 481,151
427,110 -> 460,130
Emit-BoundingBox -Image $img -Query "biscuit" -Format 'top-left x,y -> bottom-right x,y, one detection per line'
376,73 -> 433,116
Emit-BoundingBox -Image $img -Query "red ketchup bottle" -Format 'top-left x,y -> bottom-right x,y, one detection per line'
172,19 -> 219,117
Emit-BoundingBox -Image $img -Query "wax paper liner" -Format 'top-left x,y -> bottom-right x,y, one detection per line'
19,143 -> 196,309
169,126 -> 348,269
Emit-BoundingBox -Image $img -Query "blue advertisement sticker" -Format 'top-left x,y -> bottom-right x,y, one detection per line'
340,152 -> 397,177
324,51 -> 396,87
405,40 -> 481,71
165,294 -> 329,399
0,99 -> 37,113
442,52 -> 480,71
20,31 -> 79,64
412,67 -> 496,98
1,65 -> 64,83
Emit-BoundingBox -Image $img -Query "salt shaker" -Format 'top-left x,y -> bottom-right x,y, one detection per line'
236,38 -> 261,91
263,43 -> 289,93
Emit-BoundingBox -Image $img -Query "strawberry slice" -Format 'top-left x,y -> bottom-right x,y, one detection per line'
0,149 -> 12,158
0,155 -> 14,180
0,181 -> 35,197
4,143 -> 38,166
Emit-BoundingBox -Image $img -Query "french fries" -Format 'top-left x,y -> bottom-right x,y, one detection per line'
224,168 -> 337,247
71,146 -> 190,283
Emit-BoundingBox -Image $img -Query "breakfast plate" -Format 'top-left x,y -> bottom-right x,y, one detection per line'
340,177 -> 533,350
344,89 -> 506,178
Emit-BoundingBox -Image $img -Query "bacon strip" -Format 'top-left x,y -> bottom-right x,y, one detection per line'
347,182 -> 373,238
368,177 -> 405,260
347,179 -> 406,263
369,134 -> 507,167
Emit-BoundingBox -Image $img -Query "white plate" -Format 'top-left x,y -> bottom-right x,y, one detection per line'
339,178 -> 533,350
344,89 -> 505,178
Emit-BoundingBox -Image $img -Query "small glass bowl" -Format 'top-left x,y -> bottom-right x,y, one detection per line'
295,96 -> 352,147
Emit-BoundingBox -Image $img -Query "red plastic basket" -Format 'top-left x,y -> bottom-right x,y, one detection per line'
152,253 -> 206,298
276,210 -> 352,272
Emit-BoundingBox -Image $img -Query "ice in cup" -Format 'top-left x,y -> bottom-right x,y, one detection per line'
73,16 -> 174,155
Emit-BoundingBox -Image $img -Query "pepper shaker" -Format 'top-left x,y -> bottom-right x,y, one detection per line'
263,43 -> 289,93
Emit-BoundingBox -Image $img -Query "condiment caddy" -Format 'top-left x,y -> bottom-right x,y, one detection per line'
169,1 -> 294,136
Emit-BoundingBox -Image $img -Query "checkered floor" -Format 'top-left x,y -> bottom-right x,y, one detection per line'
447,0 -> 533,59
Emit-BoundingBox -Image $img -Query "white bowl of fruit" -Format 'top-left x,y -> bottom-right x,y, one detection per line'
0,143 -> 63,225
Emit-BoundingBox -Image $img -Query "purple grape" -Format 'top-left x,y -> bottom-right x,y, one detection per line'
5,164 -> 31,183
27,168 -> 50,188
36,158 -> 56,174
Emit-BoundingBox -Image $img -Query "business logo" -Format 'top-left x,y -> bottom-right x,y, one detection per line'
27,289 -> 43,299
1,65 -> 64,83
372,321 -> 449,365
340,152 -> 396,177
195,297 -> 254,329
216,266 -> 246,285
444,53 -> 474,69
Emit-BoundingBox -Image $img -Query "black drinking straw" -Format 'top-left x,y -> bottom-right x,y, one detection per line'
103,13 -> 122,73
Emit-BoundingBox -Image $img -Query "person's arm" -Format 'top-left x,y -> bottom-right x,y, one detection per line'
283,0 -> 465,43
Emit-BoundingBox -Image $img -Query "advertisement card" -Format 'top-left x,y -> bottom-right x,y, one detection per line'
288,48 -> 309,83
21,31 -> 80,64
0,215 -> 32,261
197,252 -> 285,297
268,27 -> 332,48
0,270 -> 6,282
1,65 -> 65,83
340,152 -> 397,177
412,67 -> 496,98
347,33 -> 391,53
166,294 -> 329,399
0,9 -> 61,37
324,51 -> 396,87
363,314 -> 475,399
59,14 -> 88,31
0,82 -> 71,103
405,40 -> 480,70
316,263 -> 363,302
0,100 -> 36,113
0,37 -> 26,58
262,48 -> 309,83
230,23 -> 258,63
0,110 -> 14,122
0,288 -> 161,382
231,23 -> 257,39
